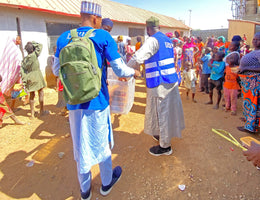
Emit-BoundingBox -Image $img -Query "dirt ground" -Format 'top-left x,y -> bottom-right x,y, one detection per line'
0,79 -> 260,200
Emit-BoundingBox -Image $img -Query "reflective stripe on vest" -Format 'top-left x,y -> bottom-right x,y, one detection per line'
144,32 -> 178,88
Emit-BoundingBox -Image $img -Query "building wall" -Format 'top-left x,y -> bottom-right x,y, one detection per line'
0,7 -> 80,76
228,20 -> 256,46
0,6 -> 190,76
192,29 -> 228,43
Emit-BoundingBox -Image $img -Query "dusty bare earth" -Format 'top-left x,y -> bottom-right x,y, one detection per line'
0,79 -> 260,200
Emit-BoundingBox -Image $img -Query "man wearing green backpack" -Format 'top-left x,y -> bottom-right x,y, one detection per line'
52,1 -> 140,199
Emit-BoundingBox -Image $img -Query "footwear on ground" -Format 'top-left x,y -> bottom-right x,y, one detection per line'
149,145 -> 172,156
100,166 -> 122,196
81,187 -> 92,200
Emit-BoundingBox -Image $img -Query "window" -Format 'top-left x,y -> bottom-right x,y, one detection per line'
46,22 -> 80,54
129,28 -> 145,37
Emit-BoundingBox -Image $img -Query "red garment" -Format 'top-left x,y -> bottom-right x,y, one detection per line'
58,80 -> 64,92
223,66 -> 240,90
0,88 -> 13,121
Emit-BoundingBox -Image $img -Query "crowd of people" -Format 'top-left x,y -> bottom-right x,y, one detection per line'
0,1 -> 260,199
164,32 -> 254,121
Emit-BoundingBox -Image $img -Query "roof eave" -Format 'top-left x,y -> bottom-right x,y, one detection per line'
0,3 -> 190,30
0,3 -> 80,18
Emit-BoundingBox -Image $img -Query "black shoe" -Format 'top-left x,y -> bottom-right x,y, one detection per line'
149,145 -> 172,156
152,135 -> 159,141
81,187 -> 92,200
100,166 -> 122,196
237,126 -> 255,134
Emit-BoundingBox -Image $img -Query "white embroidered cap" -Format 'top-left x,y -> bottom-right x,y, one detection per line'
81,1 -> 102,17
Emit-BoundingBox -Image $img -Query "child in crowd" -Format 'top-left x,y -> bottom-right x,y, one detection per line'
174,41 -> 183,85
245,45 -> 251,54
183,61 -> 197,103
206,51 -> 226,109
200,47 -> 212,93
223,52 -> 240,115
211,46 -> 219,64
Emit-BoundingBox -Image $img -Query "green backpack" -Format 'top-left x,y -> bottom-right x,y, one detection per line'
59,28 -> 102,105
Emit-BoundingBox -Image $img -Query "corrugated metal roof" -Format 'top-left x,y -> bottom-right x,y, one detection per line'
0,0 -> 190,30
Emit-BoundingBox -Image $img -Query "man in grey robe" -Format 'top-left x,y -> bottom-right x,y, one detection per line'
127,16 -> 185,156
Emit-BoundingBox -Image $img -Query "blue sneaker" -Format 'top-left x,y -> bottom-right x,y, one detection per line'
81,187 -> 92,200
100,166 -> 122,196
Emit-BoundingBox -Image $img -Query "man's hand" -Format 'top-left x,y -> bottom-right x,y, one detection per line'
243,141 -> 260,167
133,70 -> 141,79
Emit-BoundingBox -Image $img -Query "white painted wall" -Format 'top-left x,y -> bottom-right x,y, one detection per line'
0,7 -> 190,76
0,7 -> 80,76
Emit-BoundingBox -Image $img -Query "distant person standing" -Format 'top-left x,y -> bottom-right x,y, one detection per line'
182,37 -> 196,68
135,36 -> 145,78
46,45 -> 57,89
101,18 -> 113,33
135,36 -> 142,51
128,16 -> 185,156
174,30 -> 183,41
206,51 -> 226,109
126,38 -> 134,62
117,35 -> 126,63
200,47 -> 212,93
21,41 -> 49,118
183,61 -> 197,103
223,52 -> 240,115
174,40 -> 183,85
215,36 -> 226,52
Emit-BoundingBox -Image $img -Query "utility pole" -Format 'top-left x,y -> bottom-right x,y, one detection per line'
188,9 -> 192,27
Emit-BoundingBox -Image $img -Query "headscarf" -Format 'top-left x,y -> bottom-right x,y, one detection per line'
239,50 -> 260,72
174,30 -> 181,37
172,37 -> 182,44
183,38 -> 196,51
217,36 -> 226,43
165,32 -> 173,38
232,35 -> 242,42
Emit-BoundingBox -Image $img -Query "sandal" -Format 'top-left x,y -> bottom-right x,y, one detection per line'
231,111 -> 236,116
237,126 -> 255,134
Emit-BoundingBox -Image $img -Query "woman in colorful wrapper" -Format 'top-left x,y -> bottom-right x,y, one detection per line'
237,32 -> 260,133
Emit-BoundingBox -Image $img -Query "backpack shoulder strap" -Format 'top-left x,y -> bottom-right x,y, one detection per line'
84,28 -> 95,39
70,29 -> 78,38
69,29 -> 79,42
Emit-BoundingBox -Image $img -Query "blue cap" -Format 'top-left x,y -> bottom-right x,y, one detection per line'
102,18 -> 113,27
232,35 -> 242,42
81,1 -> 102,17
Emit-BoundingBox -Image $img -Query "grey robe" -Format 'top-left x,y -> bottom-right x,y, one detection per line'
144,82 -> 185,147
